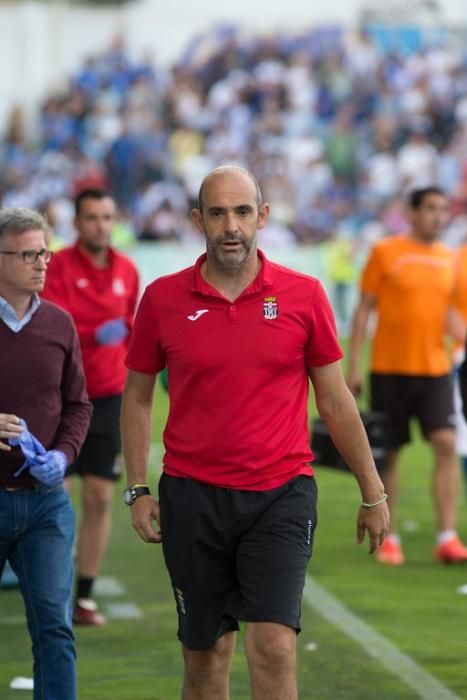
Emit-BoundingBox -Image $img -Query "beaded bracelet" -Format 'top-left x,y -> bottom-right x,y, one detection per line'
361,493 -> 388,509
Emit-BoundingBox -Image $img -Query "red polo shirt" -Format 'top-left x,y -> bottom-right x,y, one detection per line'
42,244 -> 139,398
126,250 -> 343,490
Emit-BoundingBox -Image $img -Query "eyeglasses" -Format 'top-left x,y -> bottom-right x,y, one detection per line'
0,249 -> 53,264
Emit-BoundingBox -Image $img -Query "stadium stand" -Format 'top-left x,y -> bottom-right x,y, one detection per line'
0,26 -> 466,247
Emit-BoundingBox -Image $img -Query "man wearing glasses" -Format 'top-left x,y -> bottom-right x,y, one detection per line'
0,207 -> 92,699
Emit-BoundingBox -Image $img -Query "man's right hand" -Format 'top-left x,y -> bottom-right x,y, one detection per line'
131,496 -> 162,544
0,414 -> 23,452
347,368 -> 363,398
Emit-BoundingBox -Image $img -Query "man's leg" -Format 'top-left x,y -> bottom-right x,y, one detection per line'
429,428 -> 467,562
74,474 -> 113,620
244,622 -> 297,700
77,474 -> 114,578
375,448 -> 405,564
370,373 -> 406,564
429,428 -> 459,531
72,398 -> 122,623
380,448 -> 400,534
13,486 -> 76,700
182,631 -> 236,700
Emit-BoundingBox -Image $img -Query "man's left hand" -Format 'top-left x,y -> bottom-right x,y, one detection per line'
356,502 -> 390,553
29,450 -> 67,488
131,496 -> 162,544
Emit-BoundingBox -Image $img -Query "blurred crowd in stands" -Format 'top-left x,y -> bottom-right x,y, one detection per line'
1,25 -> 467,249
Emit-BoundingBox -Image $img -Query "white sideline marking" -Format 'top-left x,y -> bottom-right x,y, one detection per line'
94,576 -> 125,597
10,676 -> 34,690
105,602 -> 143,620
304,576 -> 460,700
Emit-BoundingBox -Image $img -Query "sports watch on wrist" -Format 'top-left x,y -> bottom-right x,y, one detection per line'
123,484 -> 151,506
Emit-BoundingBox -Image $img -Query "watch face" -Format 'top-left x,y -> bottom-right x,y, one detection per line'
123,488 -> 134,506
123,485 -> 151,505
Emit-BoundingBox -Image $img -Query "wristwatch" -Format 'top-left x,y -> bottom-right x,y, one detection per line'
123,484 -> 151,506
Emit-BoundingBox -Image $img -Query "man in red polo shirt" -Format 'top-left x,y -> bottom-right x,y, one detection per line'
121,166 -> 389,700
42,189 -> 139,625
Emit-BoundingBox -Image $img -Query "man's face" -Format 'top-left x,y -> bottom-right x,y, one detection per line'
410,193 -> 449,242
192,171 -> 269,271
75,196 -> 116,254
0,229 -> 48,299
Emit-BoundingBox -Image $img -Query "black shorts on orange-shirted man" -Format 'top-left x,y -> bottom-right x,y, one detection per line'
370,373 -> 455,449
158,473 -> 318,651
67,394 -> 122,481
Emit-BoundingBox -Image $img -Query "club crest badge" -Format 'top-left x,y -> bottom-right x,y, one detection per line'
263,296 -> 279,320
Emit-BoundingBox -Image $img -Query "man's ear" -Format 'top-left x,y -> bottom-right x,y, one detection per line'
257,203 -> 270,230
191,209 -> 204,234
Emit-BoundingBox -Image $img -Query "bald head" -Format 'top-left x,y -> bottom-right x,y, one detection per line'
191,165 -> 269,274
197,166 -> 263,214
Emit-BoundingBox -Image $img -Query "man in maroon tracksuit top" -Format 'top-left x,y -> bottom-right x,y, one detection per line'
121,166 -> 390,699
0,207 -> 91,699
42,189 -> 139,625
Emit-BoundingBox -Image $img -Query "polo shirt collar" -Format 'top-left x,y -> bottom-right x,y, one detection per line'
192,249 -> 273,299
73,243 -> 115,270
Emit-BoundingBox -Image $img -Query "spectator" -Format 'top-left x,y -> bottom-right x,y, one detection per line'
0,30 -> 466,245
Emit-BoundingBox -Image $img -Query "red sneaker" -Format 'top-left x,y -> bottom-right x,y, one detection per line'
375,538 -> 405,565
434,536 -> 467,564
73,598 -> 107,626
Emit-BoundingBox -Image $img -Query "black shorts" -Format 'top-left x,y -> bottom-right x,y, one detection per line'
68,395 -> 122,482
158,473 -> 318,651
370,373 -> 456,449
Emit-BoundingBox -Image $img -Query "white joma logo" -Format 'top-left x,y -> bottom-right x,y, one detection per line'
188,309 -> 209,321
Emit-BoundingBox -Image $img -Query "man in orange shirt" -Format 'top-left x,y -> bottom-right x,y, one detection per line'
348,186 -> 467,565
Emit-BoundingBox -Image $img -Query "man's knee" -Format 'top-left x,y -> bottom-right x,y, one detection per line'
429,428 -> 457,460
82,477 -> 114,514
183,633 -> 235,684
245,623 -> 296,673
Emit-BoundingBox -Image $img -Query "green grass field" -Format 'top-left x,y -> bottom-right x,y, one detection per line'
1,374 -> 467,699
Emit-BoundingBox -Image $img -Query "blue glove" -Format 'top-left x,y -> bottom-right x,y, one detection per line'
9,420 -> 67,486
95,318 -> 128,346
29,450 -> 67,488
9,419 -> 46,476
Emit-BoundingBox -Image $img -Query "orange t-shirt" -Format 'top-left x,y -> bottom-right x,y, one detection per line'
361,234 -> 456,375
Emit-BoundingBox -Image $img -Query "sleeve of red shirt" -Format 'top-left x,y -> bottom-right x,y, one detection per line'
125,286 -> 165,374
53,317 -> 93,464
305,280 -> 343,367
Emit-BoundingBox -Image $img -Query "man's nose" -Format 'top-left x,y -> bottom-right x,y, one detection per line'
224,211 -> 238,232
34,254 -> 47,270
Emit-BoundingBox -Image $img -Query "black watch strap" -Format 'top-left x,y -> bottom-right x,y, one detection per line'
124,484 -> 151,506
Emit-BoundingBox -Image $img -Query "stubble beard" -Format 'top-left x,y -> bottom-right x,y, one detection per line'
208,234 -> 256,271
